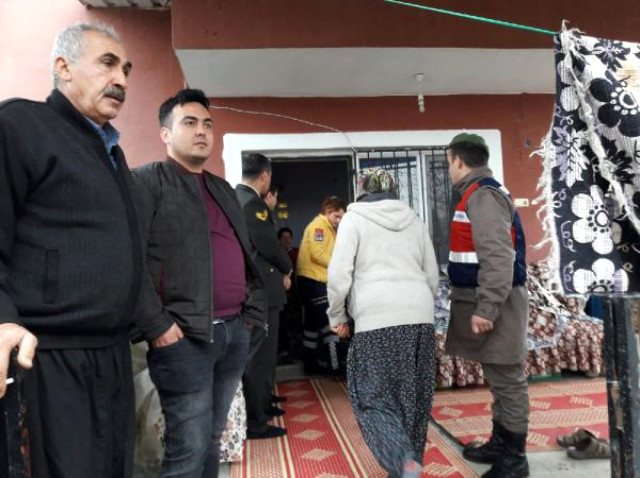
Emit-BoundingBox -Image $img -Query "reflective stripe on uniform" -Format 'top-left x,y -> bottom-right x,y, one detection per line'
302,339 -> 318,349
448,251 -> 479,263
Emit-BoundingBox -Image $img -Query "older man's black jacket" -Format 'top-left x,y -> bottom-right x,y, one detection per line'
0,90 -> 144,349
132,159 -> 266,343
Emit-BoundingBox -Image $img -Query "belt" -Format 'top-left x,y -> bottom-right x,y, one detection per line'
213,313 -> 241,324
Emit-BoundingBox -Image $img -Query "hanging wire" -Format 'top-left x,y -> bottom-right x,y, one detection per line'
384,0 -> 557,36
209,104 -> 357,153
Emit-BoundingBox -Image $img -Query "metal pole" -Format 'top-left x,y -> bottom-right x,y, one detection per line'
602,295 -> 640,477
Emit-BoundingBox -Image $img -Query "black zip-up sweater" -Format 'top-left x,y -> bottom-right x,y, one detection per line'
0,90 -> 143,348
131,159 -> 267,343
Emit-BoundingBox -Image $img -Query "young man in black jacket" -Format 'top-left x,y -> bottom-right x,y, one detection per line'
0,23 -> 142,478
133,89 -> 266,478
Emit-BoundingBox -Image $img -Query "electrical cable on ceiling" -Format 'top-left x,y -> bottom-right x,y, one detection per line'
384,0 -> 557,36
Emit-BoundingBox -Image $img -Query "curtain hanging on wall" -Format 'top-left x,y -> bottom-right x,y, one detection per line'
537,27 -> 640,295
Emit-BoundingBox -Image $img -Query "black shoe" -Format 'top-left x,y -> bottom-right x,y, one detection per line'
265,406 -> 285,417
271,394 -> 287,403
481,428 -> 529,478
463,420 -> 505,464
247,425 -> 287,440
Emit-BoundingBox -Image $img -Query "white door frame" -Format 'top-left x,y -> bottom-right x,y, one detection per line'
222,130 -> 503,188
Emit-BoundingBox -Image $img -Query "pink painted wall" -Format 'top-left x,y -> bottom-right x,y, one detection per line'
0,0 -> 184,167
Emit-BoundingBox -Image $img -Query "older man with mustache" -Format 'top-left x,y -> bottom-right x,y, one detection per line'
0,22 -> 142,478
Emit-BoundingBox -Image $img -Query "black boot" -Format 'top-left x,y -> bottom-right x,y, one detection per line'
481,428 -> 529,478
462,420 -> 505,464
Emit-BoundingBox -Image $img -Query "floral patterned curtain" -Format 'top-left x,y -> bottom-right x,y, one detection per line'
537,28 -> 640,295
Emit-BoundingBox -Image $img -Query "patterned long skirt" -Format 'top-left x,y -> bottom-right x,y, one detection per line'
347,323 -> 436,478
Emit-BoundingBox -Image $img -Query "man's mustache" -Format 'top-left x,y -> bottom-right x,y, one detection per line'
103,86 -> 126,102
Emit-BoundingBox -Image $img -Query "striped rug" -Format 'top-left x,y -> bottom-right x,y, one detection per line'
232,378 -> 478,478
432,378 -> 608,451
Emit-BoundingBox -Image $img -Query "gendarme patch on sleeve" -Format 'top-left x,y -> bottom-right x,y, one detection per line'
256,210 -> 269,221
314,228 -> 324,242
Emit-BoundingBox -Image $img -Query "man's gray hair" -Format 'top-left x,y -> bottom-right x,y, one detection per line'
51,22 -> 121,87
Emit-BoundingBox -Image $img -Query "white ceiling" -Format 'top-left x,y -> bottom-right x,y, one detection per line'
176,47 -> 555,98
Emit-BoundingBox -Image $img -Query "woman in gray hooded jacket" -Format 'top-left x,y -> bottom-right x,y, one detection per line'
327,168 -> 439,478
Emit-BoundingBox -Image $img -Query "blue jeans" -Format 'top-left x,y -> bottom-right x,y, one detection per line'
147,315 -> 250,478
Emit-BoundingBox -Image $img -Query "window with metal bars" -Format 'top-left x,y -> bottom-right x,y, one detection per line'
355,146 -> 457,267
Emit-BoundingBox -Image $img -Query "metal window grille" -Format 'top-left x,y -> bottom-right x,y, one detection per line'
355,146 -> 455,267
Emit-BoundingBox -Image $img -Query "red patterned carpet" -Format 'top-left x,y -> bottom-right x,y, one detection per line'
432,377 -> 608,451
232,378 -> 478,478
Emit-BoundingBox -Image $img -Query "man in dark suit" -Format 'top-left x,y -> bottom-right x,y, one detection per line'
236,154 -> 292,439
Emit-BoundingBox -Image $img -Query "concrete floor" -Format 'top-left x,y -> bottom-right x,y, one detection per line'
440,427 -> 611,478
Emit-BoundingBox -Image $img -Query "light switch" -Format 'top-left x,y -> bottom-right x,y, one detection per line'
514,198 -> 529,208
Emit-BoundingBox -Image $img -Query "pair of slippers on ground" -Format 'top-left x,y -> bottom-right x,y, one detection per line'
557,428 -> 611,460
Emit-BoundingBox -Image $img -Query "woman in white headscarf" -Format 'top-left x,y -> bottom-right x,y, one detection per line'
327,169 -> 439,478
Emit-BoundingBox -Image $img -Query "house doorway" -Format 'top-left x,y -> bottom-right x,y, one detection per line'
269,155 -> 352,247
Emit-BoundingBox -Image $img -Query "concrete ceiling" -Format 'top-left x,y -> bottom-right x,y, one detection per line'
176,47 -> 555,98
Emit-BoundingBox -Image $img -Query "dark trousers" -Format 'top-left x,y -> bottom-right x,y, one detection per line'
22,341 -> 135,478
299,276 -> 343,371
243,307 -> 280,433
148,315 -> 250,478
482,362 -> 530,434
278,295 -> 303,359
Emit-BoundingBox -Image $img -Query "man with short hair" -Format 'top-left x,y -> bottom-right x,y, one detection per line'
0,22 -> 141,478
237,154 -> 292,439
133,89 -> 266,478
278,227 -> 294,251
263,185 -> 279,212
445,133 -> 529,478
